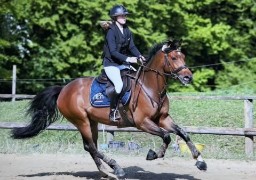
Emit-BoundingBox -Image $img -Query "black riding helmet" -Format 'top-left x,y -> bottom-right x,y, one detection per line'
109,5 -> 129,20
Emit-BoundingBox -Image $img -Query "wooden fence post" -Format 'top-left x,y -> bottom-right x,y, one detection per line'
12,65 -> 17,102
107,131 -> 114,143
244,99 -> 254,157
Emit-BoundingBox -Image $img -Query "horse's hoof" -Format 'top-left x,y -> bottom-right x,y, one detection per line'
104,174 -> 118,180
146,149 -> 158,160
100,172 -> 118,180
98,164 -> 111,178
114,167 -> 125,178
195,160 -> 207,171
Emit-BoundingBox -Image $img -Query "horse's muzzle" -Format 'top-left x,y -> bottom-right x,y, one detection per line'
179,75 -> 193,85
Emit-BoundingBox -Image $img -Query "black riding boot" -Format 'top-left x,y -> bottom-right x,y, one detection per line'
109,91 -> 121,122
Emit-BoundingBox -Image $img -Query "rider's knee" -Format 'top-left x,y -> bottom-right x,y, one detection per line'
115,81 -> 123,94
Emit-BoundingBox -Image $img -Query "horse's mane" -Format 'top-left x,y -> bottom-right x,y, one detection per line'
147,41 -> 165,61
146,39 -> 182,62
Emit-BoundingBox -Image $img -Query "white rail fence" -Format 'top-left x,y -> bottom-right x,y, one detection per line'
0,94 -> 255,157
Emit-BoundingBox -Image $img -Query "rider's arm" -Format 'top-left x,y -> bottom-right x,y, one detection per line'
128,34 -> 141,58
106,29 -> 128,63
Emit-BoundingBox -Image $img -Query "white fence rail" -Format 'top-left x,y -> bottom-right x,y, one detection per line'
0,94 -> 255,157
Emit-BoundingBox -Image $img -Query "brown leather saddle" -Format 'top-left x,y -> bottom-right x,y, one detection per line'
95,69 -> 132,99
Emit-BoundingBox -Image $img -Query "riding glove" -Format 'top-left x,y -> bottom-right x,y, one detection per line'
126,57 -> 138,63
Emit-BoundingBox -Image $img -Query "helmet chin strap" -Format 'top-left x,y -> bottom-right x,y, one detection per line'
116,19 -> 126,26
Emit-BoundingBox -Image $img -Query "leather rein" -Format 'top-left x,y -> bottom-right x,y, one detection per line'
132,50 -> 187,111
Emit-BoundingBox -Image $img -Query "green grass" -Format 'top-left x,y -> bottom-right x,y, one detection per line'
170,99 -> 244,128
0,94 -> 255,160
0,100 -> 29,122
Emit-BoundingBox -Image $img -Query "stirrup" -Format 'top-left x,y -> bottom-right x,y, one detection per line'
109,109 -> 121,122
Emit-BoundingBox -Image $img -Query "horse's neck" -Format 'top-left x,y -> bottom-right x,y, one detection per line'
138,56 -> 167,100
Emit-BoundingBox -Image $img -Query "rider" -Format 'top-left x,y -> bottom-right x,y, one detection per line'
102,5 -> 146,122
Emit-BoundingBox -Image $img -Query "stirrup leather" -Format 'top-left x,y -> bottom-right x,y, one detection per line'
109,109 -> 121,122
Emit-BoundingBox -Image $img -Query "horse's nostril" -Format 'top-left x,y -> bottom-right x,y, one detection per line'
183,76 -> 192,82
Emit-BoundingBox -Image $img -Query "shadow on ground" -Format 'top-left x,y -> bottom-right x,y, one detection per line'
19,165 -> 199,180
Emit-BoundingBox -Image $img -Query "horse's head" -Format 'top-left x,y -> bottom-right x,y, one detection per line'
161,39 -> 193,85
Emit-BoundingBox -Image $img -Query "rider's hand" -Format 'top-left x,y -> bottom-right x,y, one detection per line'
126,57 -> 138,64
138,55 -> 146,64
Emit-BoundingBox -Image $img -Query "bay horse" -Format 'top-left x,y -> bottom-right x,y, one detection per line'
12,39 -> 207,179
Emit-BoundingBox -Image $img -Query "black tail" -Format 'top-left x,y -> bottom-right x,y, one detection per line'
12,86 -> 63,139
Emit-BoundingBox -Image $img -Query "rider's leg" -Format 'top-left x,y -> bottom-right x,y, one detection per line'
104,66 -> 123,121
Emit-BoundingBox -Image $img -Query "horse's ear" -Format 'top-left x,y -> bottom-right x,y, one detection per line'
176,39 -> 182,50
179,39 -> 182,46
172,39 -> 182,50
161,44 -> 168,52
162,37 -> 181,52
167,38 -> 174,46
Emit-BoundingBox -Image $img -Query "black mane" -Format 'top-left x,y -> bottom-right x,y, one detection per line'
147,41 -> 165,61
146,39 -> 182,61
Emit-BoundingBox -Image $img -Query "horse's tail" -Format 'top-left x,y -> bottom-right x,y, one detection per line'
12,85 -> 63,139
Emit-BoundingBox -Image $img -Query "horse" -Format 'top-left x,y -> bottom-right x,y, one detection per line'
11,39 -> 207,179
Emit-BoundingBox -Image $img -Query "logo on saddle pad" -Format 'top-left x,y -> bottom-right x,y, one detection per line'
90,79 -> 131,107
93,93 -> 104,103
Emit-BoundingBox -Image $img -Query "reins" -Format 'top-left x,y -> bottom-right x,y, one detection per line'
132,50 -> 187,111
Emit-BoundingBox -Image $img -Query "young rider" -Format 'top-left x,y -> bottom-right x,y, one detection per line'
102,5 -> 146,122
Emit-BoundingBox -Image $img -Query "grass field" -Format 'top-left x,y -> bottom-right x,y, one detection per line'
0,92 -> 255,160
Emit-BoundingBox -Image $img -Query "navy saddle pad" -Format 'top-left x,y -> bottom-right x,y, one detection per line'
90,78 -> 131,107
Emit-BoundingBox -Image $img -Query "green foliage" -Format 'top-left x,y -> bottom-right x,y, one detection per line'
216,58 -> 256,93
191,68 -> 215,92
0,0 -> 256,94
0,13 -> 33,89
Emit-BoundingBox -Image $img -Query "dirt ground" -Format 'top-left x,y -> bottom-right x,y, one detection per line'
0,153 -> 255,180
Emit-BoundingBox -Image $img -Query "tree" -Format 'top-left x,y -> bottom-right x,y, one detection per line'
0,0 -> 33,93
216,58 -> 256,93
1,0 -> 255,93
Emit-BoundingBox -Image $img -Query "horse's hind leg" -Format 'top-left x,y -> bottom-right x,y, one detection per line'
81,136 -> 111,178
75,120 -> 115,179
80,120 -> 125,179
89,121 -> 125,178
97,151 -> 125,177
78,127 -> 108,178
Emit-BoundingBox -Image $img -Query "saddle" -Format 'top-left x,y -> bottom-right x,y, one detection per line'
96,69 -> 132,99
90,69 -> 133,108
90,68 -> 141,126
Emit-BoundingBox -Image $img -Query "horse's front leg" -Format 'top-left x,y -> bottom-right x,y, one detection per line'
146,130 -> 171,160
137,117 -> 172,160
159,115 -> 207,171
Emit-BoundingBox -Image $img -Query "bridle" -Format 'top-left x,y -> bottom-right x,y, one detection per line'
139,50 -> 188,79
132,49 -> 188,111
163,51 -> 188,78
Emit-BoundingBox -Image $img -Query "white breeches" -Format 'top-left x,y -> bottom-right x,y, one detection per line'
104,66 -> 128,94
